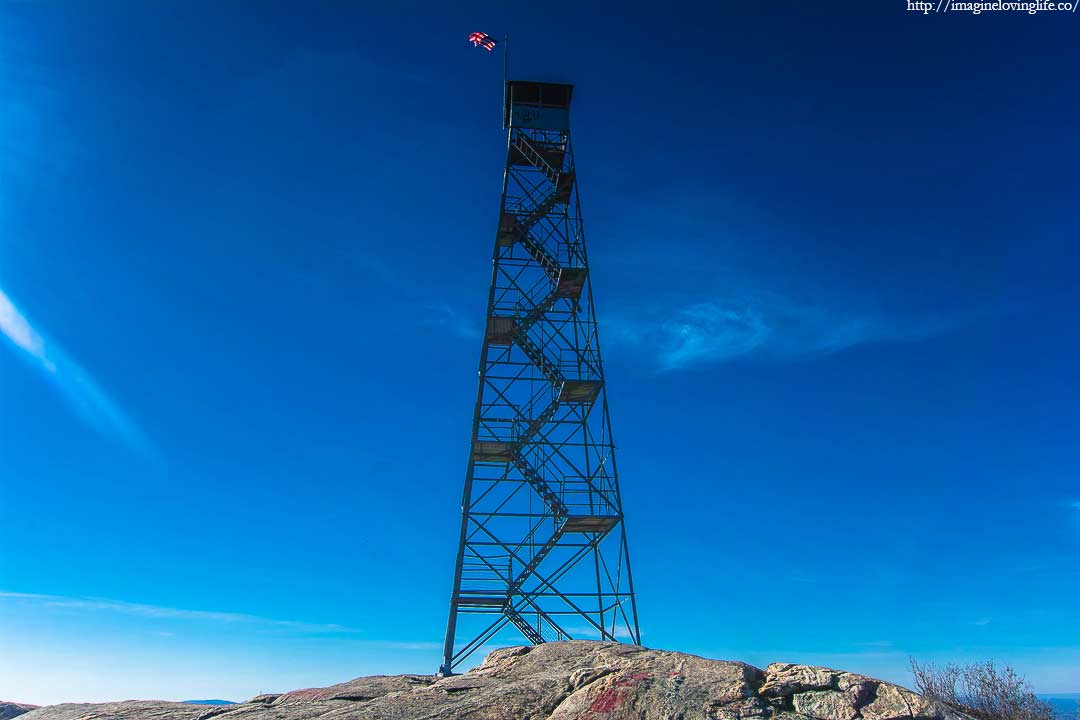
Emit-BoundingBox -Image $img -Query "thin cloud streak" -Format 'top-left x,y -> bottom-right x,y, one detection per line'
422,301 -> 481,340
0,287 -> 152,457
0,591 -> 355,635
609,293 -> 973,370
0,591 -> 445,648
0,288 -> 48,359
335,248 -> 478,342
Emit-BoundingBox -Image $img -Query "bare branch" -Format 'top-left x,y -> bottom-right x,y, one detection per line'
909,658 -> 1055,720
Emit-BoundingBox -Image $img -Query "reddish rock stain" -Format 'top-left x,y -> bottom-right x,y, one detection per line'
589,688 -> 621,713
615,672 -> 651,687
587,673 -> 652,715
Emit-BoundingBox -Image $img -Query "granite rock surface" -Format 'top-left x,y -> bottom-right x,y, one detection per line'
18,641 -> 973,720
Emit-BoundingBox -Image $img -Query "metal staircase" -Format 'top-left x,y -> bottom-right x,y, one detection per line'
506,523 -> 567,598
511,328 -> 566,387
517,231 -> 562,280
505,607 -> 546,644
512,134 -> 562,184
509,452 -> 567,517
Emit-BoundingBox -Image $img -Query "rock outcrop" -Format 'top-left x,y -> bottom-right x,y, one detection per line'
0,702 -> 39,720
18,641 -> 973,720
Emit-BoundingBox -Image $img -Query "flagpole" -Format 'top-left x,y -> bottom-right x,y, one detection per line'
502,34 -> 509,128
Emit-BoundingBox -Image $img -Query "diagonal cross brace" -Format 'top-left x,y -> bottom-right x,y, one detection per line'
514,397 -> 560,447
518,289 -> 560,333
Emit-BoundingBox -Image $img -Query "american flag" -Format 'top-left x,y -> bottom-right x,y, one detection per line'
468,31 -> 497,51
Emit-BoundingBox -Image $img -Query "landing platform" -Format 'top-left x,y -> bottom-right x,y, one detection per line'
562,515 -> 621,533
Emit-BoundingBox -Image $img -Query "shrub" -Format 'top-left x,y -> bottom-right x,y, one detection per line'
909,659 -> 1056,720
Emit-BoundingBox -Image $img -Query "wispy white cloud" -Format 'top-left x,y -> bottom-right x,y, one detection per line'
0,591 -> 354,635
974,617 -> 993,627
609,292 -> 971,371
0,288 -> 48,360
422,301 -> 481,340
328,248 -> 479,342
855,640 -> 895,649
0,287 -> 152,456
368,640 -> 444,651
0,591 -> 447,650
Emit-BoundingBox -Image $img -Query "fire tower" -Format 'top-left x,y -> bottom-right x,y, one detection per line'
439,81 -> 640,675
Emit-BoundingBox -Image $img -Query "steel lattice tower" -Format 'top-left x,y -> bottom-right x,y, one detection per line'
439,81 -> 640,675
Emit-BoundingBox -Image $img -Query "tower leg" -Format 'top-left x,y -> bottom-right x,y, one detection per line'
440,462 -> 480,674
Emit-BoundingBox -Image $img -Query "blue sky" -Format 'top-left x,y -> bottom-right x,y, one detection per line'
1,0 -> 1078,706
